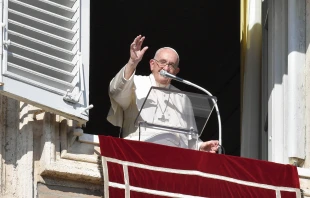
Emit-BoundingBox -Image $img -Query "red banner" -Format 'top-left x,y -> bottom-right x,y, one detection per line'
99,135 -> 301,198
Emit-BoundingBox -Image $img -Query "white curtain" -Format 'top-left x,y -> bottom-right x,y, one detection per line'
240,0 -> 262,159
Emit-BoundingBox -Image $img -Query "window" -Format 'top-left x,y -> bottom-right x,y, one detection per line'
0,0 -> 90,124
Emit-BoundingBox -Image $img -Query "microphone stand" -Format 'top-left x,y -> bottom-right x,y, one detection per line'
161,70 -> 222,154
182,80 -> 222,154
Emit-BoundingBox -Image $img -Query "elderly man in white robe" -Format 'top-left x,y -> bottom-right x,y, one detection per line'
107,35 -> 219,153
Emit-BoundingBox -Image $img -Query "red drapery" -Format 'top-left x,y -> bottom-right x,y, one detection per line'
99,135 -> 300,198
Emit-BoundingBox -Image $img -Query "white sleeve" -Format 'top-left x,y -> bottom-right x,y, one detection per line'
109,66 -> 136,110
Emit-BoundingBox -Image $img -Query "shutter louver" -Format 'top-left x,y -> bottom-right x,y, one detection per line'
0,0 -> 91,123
6,0 -> 79,94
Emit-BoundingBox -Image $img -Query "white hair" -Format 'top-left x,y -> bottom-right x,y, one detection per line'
154,47 -> 180,67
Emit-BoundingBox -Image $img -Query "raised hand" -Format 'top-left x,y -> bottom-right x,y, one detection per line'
125,35 -> 148,79
129,35 -> 148,64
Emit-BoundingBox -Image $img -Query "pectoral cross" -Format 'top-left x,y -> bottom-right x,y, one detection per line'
158,114 -> 169,122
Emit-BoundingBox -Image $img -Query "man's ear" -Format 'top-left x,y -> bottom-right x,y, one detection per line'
149,59 -> 155,71
174,67 -> 180,75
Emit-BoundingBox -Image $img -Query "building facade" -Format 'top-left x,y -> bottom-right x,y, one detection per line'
0,0 -> 309,197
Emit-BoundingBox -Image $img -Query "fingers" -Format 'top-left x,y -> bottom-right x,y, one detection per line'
130,36 -> 140,53
140,46 -> 148,56
130,35 -> 146,51
133,35 -> 141,45
198,140 -> 220,153
132,35 -> 145,49
213,145 -> 220,152
130,43 -> 138,58
130,35 -> 147,58
212,140 -> 219,144
210,140 -> 219,147
136,36 -> 145,49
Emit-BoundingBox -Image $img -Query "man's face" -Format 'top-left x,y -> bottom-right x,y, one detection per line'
149,48 -> 180,85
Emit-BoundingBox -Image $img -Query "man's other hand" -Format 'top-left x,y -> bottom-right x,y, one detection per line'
199,140 -> 219,153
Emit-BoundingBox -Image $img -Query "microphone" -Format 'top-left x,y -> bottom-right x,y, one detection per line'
160,70 -> 184,82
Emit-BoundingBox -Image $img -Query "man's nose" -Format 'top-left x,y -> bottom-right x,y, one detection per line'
163,64 -> 170,70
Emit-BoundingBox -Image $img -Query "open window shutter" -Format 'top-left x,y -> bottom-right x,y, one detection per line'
0,0 -> 90,124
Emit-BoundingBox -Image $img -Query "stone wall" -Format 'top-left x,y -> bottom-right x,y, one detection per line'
302,0 -> 310,196
0,95 -> 103,198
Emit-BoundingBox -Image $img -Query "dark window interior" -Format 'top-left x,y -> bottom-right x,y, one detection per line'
85,1 -> 241,156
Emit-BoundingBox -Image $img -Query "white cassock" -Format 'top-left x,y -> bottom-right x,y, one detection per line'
107,66 -> 202,150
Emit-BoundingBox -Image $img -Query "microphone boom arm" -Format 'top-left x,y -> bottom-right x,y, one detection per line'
182,79 -> 222,148
160,70 -> 222,153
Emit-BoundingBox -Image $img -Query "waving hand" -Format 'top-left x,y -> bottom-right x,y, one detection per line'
125,35 -> 148,79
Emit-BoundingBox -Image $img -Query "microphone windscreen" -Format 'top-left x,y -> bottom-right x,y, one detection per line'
160,70 -> 167,77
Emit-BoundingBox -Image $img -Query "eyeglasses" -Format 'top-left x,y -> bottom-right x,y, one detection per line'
152,59 -> 177,70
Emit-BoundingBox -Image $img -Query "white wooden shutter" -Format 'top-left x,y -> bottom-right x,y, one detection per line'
0,0 -> 91,124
